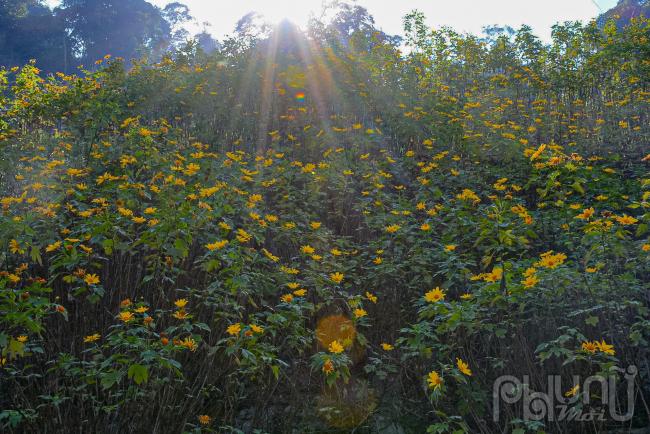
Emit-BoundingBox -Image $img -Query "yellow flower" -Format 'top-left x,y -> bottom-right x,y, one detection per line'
385,224 -> 401,233
206,239 -> 228,250
135,306 -> 149,313
310,221 -> 321,229
581,341 -> 598,353
118,311 -> 134,323
444,244 -> 457,252
460,293 -> 472,299
322,358 -> 335,374
16,335 -> 28,343
84,333 -> 101,343
301,245 -> 315,254
536,251 -> 567,269
227,323 -> 241,336
420,223 -> 430,231
173,310 -> 188,320
250,324 -> 264,334
330,272 -> 344,284
365,292 -> 378,303
132,216 -> 146,224
529,143 -> 547,161
596,339 -> 615,355
9,239 -> 24,255
456,189 -> 480,203
615,215 -> 638,225
381,343 -> 394,351
236,229 -> 252,243
565,384 -> 580,397
281,294 -> 294,303
293,288 -> 307,296
522,274 -> 539,288
180,337 -> 197,351
424,287 -> 445,303
456,358 -> 472,376
353,308 -> 367,318
427,370 -> 443,389
84,273 -> 100,285
328,340 -> 344,354
45,241 -> 61,252
575,207 -> 595,220
262,248 -> 279,262
642,244 -> 650,252
198,415 -> 211,425
174,298 -> 188,308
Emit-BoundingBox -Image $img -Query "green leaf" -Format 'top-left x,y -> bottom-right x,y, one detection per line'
127,364 -> 149,385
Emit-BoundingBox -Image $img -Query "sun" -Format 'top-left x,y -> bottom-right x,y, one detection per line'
252,0 -> 323,28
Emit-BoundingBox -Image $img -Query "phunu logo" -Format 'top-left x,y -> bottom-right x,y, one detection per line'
492,365 -> 637,422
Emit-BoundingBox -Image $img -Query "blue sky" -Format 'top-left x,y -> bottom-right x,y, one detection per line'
47,0 -> 620,41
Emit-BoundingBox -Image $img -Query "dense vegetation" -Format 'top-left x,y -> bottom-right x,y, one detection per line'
0,2 -> 649,433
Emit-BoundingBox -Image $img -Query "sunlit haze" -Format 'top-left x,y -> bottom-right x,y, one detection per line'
46,0 -> 620,41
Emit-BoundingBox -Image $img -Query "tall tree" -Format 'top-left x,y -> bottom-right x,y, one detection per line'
56,0 -> 172,64
0,0 -> 71,72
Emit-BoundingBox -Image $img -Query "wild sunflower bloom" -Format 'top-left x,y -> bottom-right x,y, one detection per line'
328,340 -> 344,354
206,239 -> 228,250
581,341 -> 598,353
456,358 -> 472,376
322,359 -> 335,374
17,335 -> 28,343
293,288 -> 307,296
615,214 -> 638,225
198,415 -> 211,425
444,244 -> 457,251
385,224 -> 401,233
118,311 -> 134,323
596,339 -> 615,355
84,333 -> 101,343
536,251 -> 567,269
565,384 -> 580,397
353,308 -> 367,318
226,323 -> 241,336
180,337 -> 197,352
135,306 -> 149,313
575,207 -> 595,220
45,241 -> 61,252
330,272 -> 344,284
310,221 -> 321,230
365,292 -> 378,303
172,310 -> 188,320
427,370 -> 443,389
424,287 -> 445,303
522,274 -> 539,288
529,143 -> 546,161
301,245 -> 315,254
236,229 -> 252,243
84,273 -> 100,285
381,343 -> 394,351
281,294 -> 294,303
250,324 -> 263,334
